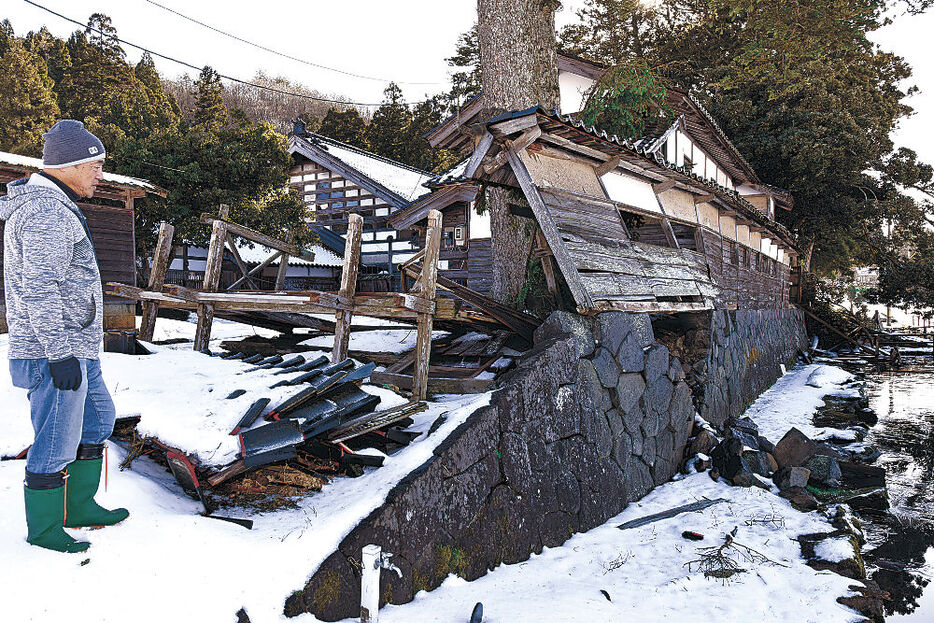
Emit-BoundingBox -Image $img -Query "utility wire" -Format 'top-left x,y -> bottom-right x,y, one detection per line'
23,0 -> 429,108
142,0 -> 442,86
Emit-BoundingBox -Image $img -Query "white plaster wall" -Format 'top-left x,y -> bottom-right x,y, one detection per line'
559,71 -> 595,114
601,171 -> 663,213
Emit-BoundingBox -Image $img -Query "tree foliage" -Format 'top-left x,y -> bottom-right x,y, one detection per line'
560,0 -> 927,277
318,107 -> 368,149
579,58 -> 669,140
0,37 -> 60,156
0,14 -> 307,258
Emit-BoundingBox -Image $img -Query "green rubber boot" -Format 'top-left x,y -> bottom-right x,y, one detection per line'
24,485 -> 90,553
64,458 -> 129,529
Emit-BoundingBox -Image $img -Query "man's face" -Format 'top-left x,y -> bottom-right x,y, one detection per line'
70,160 -> 105,198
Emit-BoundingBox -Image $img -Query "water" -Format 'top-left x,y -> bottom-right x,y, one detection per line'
864,369 -> 934,621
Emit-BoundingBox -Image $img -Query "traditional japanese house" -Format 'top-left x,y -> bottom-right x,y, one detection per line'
0,151 -> 165,334
287,127 -> 434,290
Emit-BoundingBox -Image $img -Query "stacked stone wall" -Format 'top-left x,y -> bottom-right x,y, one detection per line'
288,311 -> 698,620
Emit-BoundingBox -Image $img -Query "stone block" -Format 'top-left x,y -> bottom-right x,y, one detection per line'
742,449 -> 775,477
726,416 -> 759,436
576,360 -> 613,414
773,466 -> 811,491
615,373 -> 645,414
644,376 -> 674,417
773,427 -> 819,469
667,357 -> 685,382
500,432 -> 532,491
622,402 -> 645,436
779,486 -> 819,510
688,429 -> 718,458
726,427 -> 760,451
615,332 -> 646,373
535,311 -> 595,357
553,469 -> 582,515
596,312 -> 633,357
803,455 -> 842,486
625,458 -> 654,500
592,347 -> 621,390
644,344 -> 670,383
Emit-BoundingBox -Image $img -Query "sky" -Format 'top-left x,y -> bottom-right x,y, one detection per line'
3,0 -> 932,165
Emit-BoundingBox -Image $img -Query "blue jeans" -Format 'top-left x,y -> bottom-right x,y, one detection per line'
9,358 -> 116,474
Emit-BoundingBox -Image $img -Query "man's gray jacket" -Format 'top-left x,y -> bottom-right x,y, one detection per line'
0,174 -> 103,360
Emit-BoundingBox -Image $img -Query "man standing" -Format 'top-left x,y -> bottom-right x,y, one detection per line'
1,120 -> 129,553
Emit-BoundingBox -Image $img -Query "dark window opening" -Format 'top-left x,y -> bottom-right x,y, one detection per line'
670,222 -> 698,251
623,211 -> 675,248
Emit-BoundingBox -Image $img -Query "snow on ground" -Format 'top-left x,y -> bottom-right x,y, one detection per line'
148,314 -> 283,343
322,473 -> 861,623
743,363 -> 861,442
814,537 -> 858,564
0,334 -> 405,465
300,328 -> 448,354
0,374 -> 491,623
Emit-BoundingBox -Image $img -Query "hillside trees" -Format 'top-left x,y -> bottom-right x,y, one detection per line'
0,37 -> 60,156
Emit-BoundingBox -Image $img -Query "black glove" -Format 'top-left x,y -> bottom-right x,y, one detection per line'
49,357 -> 82,391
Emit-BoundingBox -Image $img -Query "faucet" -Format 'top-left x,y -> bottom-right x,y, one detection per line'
377,551 -> 403,579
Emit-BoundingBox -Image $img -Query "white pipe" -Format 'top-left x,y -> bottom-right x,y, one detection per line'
360,544 -> 381,623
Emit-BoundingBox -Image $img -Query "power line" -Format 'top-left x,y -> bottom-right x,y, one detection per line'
142,0 -> 443,87
23,0 -> 429,108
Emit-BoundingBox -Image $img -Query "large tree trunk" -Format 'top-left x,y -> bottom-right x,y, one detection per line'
478,0 -> 560,306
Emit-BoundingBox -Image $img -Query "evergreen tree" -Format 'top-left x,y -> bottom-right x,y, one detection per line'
366,83 -> 412,163
405,96 -> 459,172
24,26 -> 72,86
317,107 -> 368,148
444,24 -> 482,109
0,19 -> 14,57
0,38 -> 60,156
193,66 -> 228,129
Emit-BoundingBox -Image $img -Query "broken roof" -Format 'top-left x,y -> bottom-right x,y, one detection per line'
289,133 -> 433,208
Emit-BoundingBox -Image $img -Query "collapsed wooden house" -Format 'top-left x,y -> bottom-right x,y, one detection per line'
411,103 -> 798,314
0,151 -> 166,336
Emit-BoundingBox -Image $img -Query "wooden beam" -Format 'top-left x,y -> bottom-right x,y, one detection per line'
694,193 -> 716,205
225,235 -> 260,290
484,126 -> 542,175
464,131 -> 495,178
138,222 -> 174,342
797,305 -> 881,358
333,213 -> 363,362
413,210 -> 442,401
275,252 -> 290,290
594,156 -> 621,177
653,179 -> 678,194
227,251 -> 282,291
199,214 -> 311,260
661,217 -> 681,249
507,149 -> 595,310
193,217 -> 228,351
488,114 -> 540,137
536,230 -> 558,295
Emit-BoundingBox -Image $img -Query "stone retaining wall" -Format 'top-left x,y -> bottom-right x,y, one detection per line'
286,311 -> 698,620
285,308 -> 807,620
686,309 -> 808,427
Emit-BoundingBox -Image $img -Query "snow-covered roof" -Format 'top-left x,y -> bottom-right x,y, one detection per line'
291,134 -> 432,204
235,240 -> 343,268
0,151 -> 162,192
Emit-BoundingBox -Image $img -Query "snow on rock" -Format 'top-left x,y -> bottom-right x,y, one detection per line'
321,473 -> 862,623
0,388 -> 491,623
743,363 -> 861,441
814,537 -> 858,564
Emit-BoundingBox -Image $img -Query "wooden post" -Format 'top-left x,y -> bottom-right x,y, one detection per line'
194,217 -> 228,351
412,210 -> 443,401
332,214 -> 363,362
138,222 -> 175,342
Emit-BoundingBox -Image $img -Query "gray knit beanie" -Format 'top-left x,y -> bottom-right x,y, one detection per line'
41,120 -> 106,169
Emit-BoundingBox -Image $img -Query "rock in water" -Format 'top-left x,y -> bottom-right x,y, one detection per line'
773,427 -> 819,469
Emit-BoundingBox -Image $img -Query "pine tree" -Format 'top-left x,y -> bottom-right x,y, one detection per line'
366,83 -> 412,162
0,19 -> 14,57
194,66 -> 228,129
444,24 -> 482,109
318,107 -> 368,148
0,38 -> 60,156
24,26 -> 72,86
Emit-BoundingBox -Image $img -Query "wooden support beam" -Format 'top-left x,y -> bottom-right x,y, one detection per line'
653,179 -> 678,194
275,252 -> 290,290
332,214 -> 363,362
594,156 -> 621,177
413,210 -> 443,401
464,131 -> 495,178
193,217 -> 228,352
535,230 -> 558,295
225,235 -> 260,290
199,214 -> 311,260
488,114 -> 540,136
484,126 -> 542,175
694,193 -> 716,205
661,217 -> 681,249
228,251 -> 282,291
507,149 -> 595,310
138,222 -> 174,342
797,305 -> 881,358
